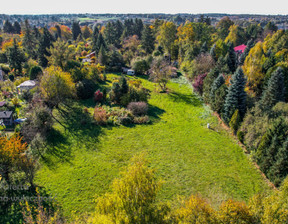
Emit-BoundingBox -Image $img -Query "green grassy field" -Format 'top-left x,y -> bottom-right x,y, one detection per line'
35,74 -> 270,218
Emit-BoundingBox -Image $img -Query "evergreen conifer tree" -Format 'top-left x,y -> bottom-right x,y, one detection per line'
256,118 -> 287,176
119,75 -> 129,95
200,41 -> 208,53
95,33 -> 106,55
3,20 -> 14,33
23,19 -> 38,59
239,39 -> 254,65
209,74 -> 225,104
141,25 -> 155,54
98,45 -> 107,66
203,68 -> 220,103
13,21 -> 21,34
7,39 -> 26,75
223,67 -> 246,124
210,44 -> 217,61
270,137 -> 288,186
259,67 -> 285,111
72,21 -> 82,40
38,27 -> 54,67
226,42 -> 237,73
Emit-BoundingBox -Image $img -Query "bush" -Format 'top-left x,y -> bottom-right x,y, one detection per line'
0,64 -> 11,74
128,102 -> 148,116
120,86 -> 149,106
94,107 -> 108,125
229,109 -> 241,134
237,130 -> 245,143
94,89 -> 103,103
29,66 -> 42,80
76,79 -> 97,99
132,59 -> 149,75
133,115 -> 150,124
192,73 -> 207,95
8,74 -> 14,81
94,105 -> 134,126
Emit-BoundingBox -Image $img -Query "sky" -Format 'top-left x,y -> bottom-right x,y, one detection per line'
0,0 -> 288,15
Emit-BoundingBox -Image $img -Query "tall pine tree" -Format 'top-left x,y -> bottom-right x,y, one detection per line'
259,67 -> 285,111
7,38 -> 26,75
239,39 -> 254,65
270,137 -> 288,186
23,19 -> 38,59
38,27 -> 54,67
141,25 -> 155,54
209,74 -> 225,104
226,42 -> 237,73
223,67 -> 246,124
72,21 -> 82,41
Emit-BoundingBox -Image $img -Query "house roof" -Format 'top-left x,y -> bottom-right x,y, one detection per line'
234,44 -> 247,53
17,80 -> 36,88
0,111 -> 13,119
0,101 -> 6,107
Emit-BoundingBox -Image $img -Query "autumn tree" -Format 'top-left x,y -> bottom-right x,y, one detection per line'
218,199 -> 256,223
93,154 -> 169,223
82,25 -> 92,39
156,21 -> 177,56
47,40 -> 75,70
243,41 -> 266,95
216,16 -> 234,40
173,195 -> 217,223
149,58 -> 172,92
0,135 -> 27,184
40,66 -> 76,108
225,24 -> 246,46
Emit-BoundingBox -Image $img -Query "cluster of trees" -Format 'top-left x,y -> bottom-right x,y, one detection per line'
1,15 -> 288,222
174,16 -> 288,188
22,154 -> 288,223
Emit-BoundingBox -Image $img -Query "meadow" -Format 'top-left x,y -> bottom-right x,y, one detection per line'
35,74 -> 269,217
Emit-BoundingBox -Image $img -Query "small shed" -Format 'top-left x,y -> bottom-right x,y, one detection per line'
16,80 -> 36,94
127,69 -> 135,75
0,111 -> 13,126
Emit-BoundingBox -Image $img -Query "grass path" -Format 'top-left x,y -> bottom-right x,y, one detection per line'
35,75 -> 269,217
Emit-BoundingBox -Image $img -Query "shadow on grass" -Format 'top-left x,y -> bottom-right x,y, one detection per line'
148,104 -> 166,123
168,91 -> 202,107
57,103 -> 103,150
43,129 -> 72,166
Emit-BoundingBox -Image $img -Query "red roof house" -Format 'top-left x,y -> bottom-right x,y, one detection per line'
234,44 -> 246,54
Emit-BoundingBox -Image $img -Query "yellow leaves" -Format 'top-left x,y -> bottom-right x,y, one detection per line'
243,41 -> 266,93
1,38 -> 14,51
0,135 -> 27,162
218,199 -> 255,223
40,66 -> 76,106
174,195 -> 217,223
177,22 -> 195,44
224,24 -> 238,45
156,21 -> 177,54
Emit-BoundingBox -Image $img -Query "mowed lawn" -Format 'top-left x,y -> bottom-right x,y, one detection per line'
35,74 -> 269,217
